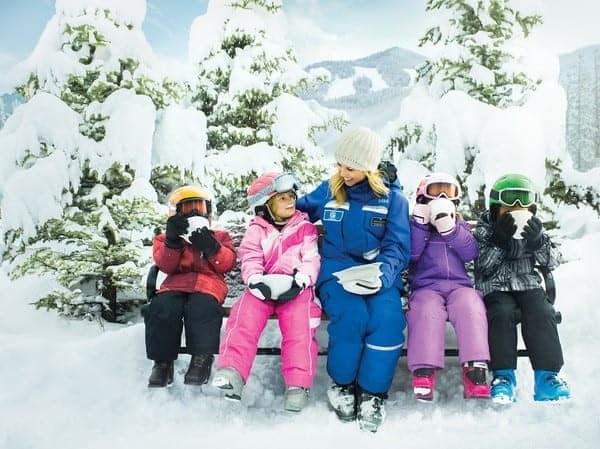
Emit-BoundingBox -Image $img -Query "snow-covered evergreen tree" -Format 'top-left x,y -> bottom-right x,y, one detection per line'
0,0 -> 186,320
189,0 -> 345,212
385,0 -> 599,219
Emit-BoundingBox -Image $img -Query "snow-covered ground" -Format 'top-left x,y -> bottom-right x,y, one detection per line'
1,210 -> 599,449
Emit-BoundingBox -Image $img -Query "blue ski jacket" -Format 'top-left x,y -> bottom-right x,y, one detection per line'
296,178 -> 411,291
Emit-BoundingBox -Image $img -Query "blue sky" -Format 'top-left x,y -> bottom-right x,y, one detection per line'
0,0 -> 599,70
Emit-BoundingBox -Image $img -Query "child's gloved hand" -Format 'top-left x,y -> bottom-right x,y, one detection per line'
492,213 -> 517,249
522,216 -> 543,251
165,214 -> 188,248
293,272 -> 311,289
189,227 -> 220,257
247,274 -> 271,300
433,215 -> 456,236
429,198 -> 456,221
412,203 -> 430,225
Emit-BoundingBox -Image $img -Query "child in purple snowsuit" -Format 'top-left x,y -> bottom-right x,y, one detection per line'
406,173 -> 490,401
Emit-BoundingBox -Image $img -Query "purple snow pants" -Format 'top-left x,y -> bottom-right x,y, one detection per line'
406,285 -> 490,372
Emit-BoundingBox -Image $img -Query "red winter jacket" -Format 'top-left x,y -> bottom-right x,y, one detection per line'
152,230 -> 237,304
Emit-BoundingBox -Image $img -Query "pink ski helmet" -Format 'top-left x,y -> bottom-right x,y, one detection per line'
415,172 -> 462,202
247,172 -> 299,209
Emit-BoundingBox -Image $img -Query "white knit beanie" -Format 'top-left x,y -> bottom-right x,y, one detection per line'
334,127 -> 383,172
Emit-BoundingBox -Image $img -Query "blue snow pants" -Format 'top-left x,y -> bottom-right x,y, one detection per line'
318,280 -> 406,394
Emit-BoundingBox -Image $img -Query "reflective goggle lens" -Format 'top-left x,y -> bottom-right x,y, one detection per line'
499,189 -> 535,207
177,199 -> 208,217
272,173 -> 298,194
425,182 -> 459,200
494,188 -> 536,207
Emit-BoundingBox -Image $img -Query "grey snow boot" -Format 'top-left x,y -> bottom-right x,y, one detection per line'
212,367 -> 244,400
284,387 -> 309,412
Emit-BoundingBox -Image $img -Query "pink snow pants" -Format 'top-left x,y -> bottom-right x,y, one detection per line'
217,288 -> 322,388
406,286 -> 490,372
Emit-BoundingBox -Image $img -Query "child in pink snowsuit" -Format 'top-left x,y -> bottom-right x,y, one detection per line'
407,173 -> 490,401
213,172 -> 322,412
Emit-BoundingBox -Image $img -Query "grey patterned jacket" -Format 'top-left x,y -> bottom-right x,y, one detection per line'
473,211 -> 561,297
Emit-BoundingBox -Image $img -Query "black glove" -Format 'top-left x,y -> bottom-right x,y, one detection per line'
165,214 -> 188,249
189,227 -> 221,257
378,160 -> 397,183
492,212 -> 517,250
276,280 -> 303,303
522,216 -> 543,251
249,280 -> 272,300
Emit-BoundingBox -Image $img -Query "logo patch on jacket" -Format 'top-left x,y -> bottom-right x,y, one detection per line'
324,209 -> 344,222
371,217 -> 387,227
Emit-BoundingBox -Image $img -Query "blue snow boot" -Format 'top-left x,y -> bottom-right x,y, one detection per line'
533,370 -> 570,401
490,369 -> 516,404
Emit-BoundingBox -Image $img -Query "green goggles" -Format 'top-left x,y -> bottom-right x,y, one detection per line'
491,188 -> 538,207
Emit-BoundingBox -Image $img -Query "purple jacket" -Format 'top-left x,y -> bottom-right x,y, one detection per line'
408,218 -> 478,291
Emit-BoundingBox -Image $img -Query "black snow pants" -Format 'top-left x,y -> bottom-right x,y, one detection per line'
144,290 -> 224,361
484,288 -> 564,372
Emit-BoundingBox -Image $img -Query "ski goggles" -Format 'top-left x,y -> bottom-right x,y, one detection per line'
249,173 -> 299,205
176,198 -> 210,217
423,182 -> 461,201
490,188 -> 538,207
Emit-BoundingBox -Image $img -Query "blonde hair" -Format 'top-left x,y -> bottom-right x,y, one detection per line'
329,170 -> 389,204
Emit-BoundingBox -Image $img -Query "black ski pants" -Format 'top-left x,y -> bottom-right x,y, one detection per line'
144,290 -> 224,361
484,288 -> 564,372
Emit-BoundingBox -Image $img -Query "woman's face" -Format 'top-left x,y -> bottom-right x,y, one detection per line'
337,163 -> 367,187
268,191 -> 296,220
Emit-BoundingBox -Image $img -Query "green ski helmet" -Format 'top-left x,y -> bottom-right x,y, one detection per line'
489,173 -> 539,208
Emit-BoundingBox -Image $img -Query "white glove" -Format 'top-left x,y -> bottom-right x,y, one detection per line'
333,263 -> 383,284
433,215 -> 456,236
334,263 -> 383,295
428,198 -> 456,222
412,203 -> 430,225
294,272 -> 311,289
341,277 -> 382,295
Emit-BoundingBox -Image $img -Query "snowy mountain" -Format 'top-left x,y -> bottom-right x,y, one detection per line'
559,44 -> 600,171
299,47 -> 425,143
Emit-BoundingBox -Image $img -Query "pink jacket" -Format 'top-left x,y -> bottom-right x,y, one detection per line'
239,210 -> 320,285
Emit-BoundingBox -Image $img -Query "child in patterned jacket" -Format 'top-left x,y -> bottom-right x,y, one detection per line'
212,172 -> 322,412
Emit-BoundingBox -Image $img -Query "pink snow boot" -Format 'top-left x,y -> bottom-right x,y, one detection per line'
462,362 -> 491,399
412,368 -> 435,401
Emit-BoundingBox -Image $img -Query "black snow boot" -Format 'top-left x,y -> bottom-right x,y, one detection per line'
148,361 -> 174,388
184,354 -> 214,385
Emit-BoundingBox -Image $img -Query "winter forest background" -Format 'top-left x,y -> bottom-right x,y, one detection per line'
1,1 -> 600,448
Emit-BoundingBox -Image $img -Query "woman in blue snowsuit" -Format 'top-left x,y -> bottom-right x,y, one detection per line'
296,127 -> 410,433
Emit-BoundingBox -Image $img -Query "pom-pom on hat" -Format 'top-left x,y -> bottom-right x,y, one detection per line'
334,127 -> 383,172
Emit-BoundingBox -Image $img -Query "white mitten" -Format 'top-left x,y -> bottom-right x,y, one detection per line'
333,263 -> 383,284
428,198 -> 456,222
412,203 -> 430,225
294,272 -> 311,289
433,215 -> 456,236
341,276 -> 382,295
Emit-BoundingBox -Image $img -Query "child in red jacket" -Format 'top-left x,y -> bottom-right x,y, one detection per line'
144,185 -> 236,388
